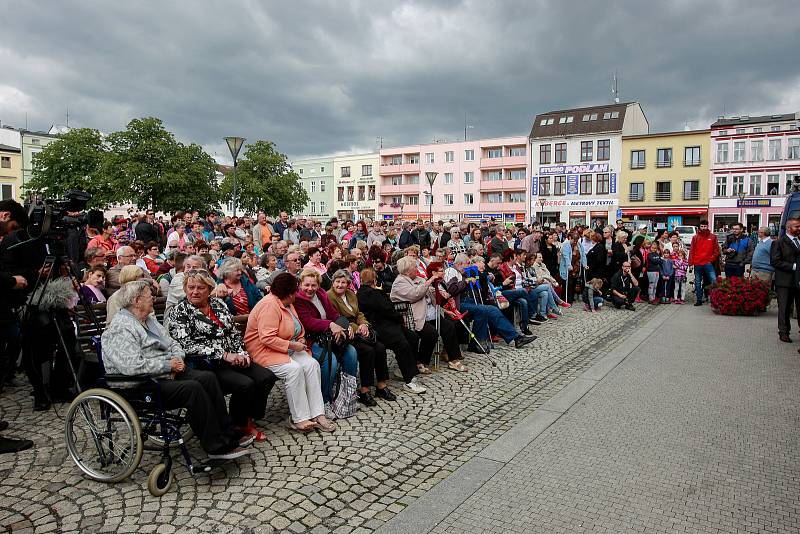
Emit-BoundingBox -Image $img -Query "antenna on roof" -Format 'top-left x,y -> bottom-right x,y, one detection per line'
612,71 -> 620,104
65,107 -> 69,128
376,137 -> 384,149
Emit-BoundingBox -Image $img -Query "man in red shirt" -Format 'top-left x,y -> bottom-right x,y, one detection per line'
687,220 -> 720,306
86,221 -> 119,267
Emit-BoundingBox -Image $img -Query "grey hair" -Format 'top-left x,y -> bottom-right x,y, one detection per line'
332,269 -> 352,282
116,246 -> 134,259
396,256 -> 418,275
185,254 -> 207,268
117,280 -> 152,310
454,253 -> 470,265
217,257 -> 244,281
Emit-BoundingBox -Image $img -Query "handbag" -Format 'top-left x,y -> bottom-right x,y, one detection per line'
392,301 -> 416,332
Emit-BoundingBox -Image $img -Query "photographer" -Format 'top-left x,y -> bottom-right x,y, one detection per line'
0,199 -> 34,453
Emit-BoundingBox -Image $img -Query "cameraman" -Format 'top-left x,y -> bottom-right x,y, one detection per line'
0,199 -> 34,454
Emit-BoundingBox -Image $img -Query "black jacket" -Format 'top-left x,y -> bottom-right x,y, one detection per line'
585,242 -> 607,280
411,228 -> 431,250
399,229 -> 414,249
135,221 -> 159,244
357,284 -> 402,328
770,236 -> 800,288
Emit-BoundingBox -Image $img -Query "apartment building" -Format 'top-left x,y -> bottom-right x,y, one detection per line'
292,157 -> 335,221
708,113 -> 800,232
333,153 -> 379,221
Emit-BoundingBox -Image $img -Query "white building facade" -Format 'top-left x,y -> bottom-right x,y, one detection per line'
333,152 -> 379,222
292,157 -> 335,221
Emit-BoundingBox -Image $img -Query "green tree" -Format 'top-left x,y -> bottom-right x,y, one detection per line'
219,140 -> 308,216
103,117 -> 220,213
27,128 -> 115,208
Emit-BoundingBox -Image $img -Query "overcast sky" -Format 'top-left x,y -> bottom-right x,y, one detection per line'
1,0 -> 798,162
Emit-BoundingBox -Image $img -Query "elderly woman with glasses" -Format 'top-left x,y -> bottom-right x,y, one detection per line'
217,257 -> 263,315
244,273 -> 334,433
167,269 -> 275,441
102,280 -> 252,460
327,269 -> 392,405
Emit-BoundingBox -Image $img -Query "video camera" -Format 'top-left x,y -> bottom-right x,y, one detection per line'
26,190 -> 95,240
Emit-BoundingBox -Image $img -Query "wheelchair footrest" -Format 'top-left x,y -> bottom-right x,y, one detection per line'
191,463 -> 214,475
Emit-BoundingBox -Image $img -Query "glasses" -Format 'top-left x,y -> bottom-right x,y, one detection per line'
286,257 -> 300,263
185,268 -> 211,278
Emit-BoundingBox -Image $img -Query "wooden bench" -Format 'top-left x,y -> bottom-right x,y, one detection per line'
75,297 -> 168,357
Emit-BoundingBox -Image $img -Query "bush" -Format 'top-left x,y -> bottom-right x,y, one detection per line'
708,277 -> 773,316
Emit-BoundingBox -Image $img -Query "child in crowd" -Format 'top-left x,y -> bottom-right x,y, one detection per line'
659,250 -> 675,304
582,278 -> 605,311
672,249 -> 688,304
646,243 -> 663,304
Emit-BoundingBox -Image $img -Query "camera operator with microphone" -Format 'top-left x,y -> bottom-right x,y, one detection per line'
0,199 -> 33,454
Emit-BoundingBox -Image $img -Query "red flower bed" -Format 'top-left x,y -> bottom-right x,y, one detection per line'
708,277 -> 773,316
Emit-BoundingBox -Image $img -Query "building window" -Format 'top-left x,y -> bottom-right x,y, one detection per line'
656,148 -> 672,167
553,175 -> 566,196
630,150 -> 645,169
464,171 -> 474,184
684,146 -> 700,166
443,194 -> 453,205
487,148 -> 502,158
464,193 -> 474,205
320,201 -> 326,213
597,139 -> 610,160
715,176 -> 727,197
789,139 -> 800,159
596,173 -> 610,194
299,168 -> 303,175
733,141 -> 745,162
732,175 -> 744,195
629,183 -> 644,202
425,152 -> 434,164
404,174 -> 418,185
582,114 -> 590,122
718,130 -> 727,136
539,176 -> 551,196
539,144 -> 551,164
485,171 -> 502,181
509,169 -> 525,180
751,140 -> 763,161
0,157 -> 10,169
736,128 -> 745,135
0,183 -> 12,200
320,181 -> 326,192
508,192 -> 525,203
407,195 -> 419,206
589,113 -> 598,120
611,111 -> 619,119
390,196 -> 402,204
579,174 -> 592,195
753,127 -> 762,133
424,194 -> 433,206
771,125 -> 782,132
358,186 -> 365,201
445,151 -> 454,163
362,165 -> 372,176
368,185 -> 375,200
486,193 -> 503,203
508,147 -> 526,157
716,143 -> 729,163
391,176 -> 402,186
554,143 -> 567,163
767,174 -> 780,195
408,154 -> 420,164
337,187 -> 344,201
310,202 -> 316,213
320,166 -> 325,172
341,166 -> 351,177
749,175 -> 761,196
769,139 -> 782,160
464,149 -> 474,161
347,186 -> 354,201
655,181 -> 671,201
311,181 -> 316,193
580,141 -> 593,162
444,173 -> 453,184
391,155 -> 402,165
683,180 -> 700,201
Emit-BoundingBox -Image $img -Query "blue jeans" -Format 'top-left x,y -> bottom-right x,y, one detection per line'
693,263 -> 717,302
527,285 -> 551,315
501,289 -> 532,324
460,299 -> 519,343
311,342 -> 358,403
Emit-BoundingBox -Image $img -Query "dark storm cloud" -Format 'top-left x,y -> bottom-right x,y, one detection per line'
1,0 -> 798,160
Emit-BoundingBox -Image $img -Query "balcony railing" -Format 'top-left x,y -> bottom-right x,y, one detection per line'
655,160 -> 672,168
683,159 -> 701,167
682,191 -> 700,201
654,191 -> 672,201
630,162 -> 645,169
629,193 -> 645,202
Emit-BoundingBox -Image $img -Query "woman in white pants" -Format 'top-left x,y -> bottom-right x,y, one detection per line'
244,273 -> 336,433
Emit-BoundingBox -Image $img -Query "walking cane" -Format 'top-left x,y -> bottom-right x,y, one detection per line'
433,304 -> 441,371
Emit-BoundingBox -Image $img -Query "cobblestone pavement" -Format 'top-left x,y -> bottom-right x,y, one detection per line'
429,305 -> 800,534
0,304 -> 660,533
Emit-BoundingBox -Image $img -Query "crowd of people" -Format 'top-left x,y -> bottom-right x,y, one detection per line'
0,199 -> 789,460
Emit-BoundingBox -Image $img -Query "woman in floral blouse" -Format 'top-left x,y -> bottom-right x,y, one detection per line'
167,268 -> 274,441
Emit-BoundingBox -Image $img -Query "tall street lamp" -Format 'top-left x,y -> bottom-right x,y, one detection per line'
224,136 -> 246,217
737,189 -> 746,226
425,171 -> 438,222
538,197 -> 547,226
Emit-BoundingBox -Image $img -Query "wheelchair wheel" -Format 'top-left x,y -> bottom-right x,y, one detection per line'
147,463 -> 174,497
142,408 -> 195,450
65,388 -> 143,483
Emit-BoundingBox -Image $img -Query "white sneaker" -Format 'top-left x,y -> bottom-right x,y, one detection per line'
403,379 -> 426,394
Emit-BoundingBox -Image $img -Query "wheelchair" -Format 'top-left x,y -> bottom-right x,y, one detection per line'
64,338 -> 211,496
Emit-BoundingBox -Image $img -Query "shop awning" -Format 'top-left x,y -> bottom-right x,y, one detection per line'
621,207 -> 708,216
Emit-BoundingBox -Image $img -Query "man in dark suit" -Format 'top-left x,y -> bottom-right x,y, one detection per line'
770,215 -> 800,343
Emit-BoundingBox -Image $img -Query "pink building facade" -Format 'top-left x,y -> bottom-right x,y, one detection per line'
378,136 -> 529,224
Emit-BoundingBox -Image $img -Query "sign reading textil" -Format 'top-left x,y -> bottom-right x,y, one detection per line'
536,198 -> 618,208
538,163 -> 609,176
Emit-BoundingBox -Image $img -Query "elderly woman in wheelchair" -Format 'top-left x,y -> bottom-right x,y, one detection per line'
65,280 -> 253,496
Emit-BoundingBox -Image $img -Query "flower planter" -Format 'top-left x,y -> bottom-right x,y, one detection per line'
708,277 -> 773,316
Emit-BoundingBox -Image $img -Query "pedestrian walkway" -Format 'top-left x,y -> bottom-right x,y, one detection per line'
384,304 -> 800,534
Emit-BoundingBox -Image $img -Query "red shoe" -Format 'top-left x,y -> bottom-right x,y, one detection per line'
547,313 -> 559,319
244,418 -> 268,442
491,335 -> 501,343
558,302 -> 571,308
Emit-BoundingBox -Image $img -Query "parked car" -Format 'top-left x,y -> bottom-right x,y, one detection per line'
674,225 -> 697,248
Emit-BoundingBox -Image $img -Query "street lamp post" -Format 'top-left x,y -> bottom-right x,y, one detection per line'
425,171 -> 438,222
737,190 -> 746,228
538,198 -> 547,226
224,136 -> 246,217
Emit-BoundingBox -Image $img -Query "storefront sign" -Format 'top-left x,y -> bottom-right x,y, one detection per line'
530,176 -> 539,196
567,175 -> 579,195
737,198 -> 771,207
503,213 -> 516,221
538,163 -> 609,176
667,216 -> 683,230
535,198 -> 618,208
464,213 -> 482,220
483,213 -> 502,220
515,213 -> 526,222
610,173 -> 617,194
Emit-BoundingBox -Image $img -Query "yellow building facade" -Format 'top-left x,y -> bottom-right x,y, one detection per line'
0,144 -> 22,201
620,129 -> 710,229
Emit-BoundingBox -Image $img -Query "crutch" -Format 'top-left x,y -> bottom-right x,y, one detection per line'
465,266 -> 493,349
432,303 -> 441,371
